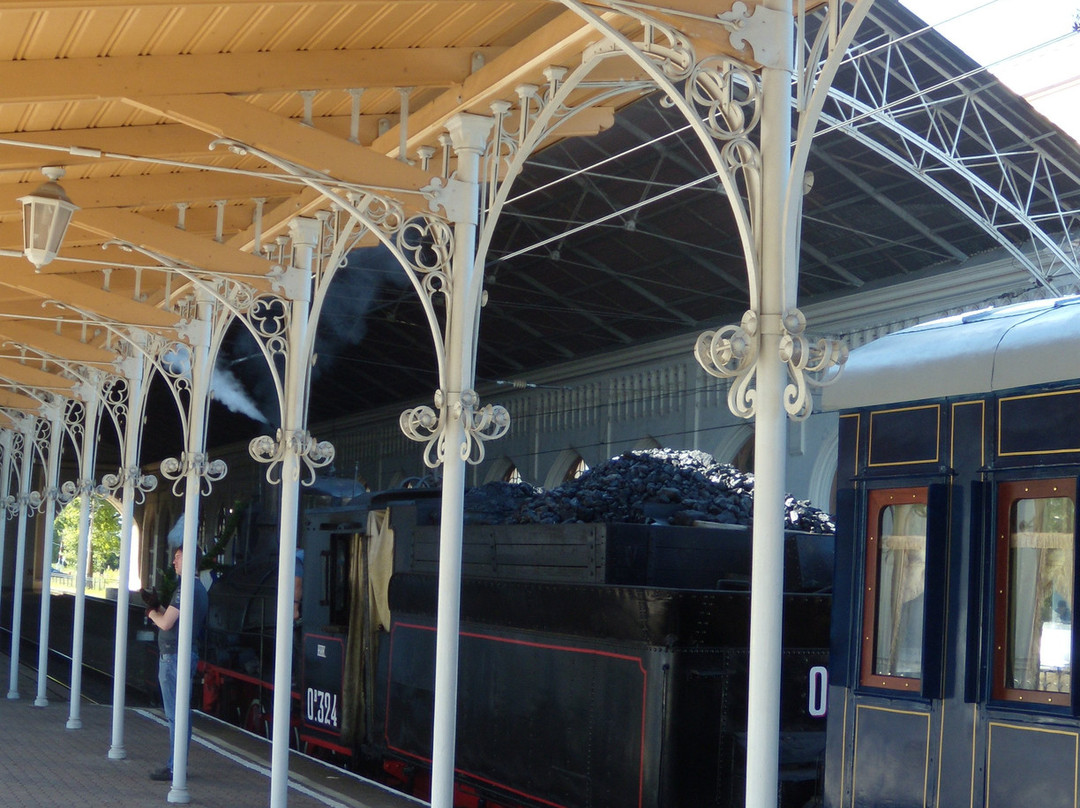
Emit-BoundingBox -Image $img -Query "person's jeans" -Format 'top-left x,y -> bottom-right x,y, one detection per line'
158,652 -> 198,769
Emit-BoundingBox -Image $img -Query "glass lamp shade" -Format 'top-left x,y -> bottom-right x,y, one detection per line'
19,177 -> 78,269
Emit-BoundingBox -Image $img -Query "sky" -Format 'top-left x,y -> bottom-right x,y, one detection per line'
899,0 -> 1080,143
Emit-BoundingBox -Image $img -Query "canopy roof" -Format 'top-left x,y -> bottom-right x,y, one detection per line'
0,0 -> 1072,458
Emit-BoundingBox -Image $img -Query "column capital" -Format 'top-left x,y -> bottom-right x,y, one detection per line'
444,112 -> 494,154
287,216 -> 321,250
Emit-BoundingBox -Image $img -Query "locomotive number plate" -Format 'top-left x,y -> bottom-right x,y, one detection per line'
302,633 -> 345,734
305,687 -> 339,730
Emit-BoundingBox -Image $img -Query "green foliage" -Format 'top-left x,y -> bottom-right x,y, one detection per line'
54,495 -> 122,573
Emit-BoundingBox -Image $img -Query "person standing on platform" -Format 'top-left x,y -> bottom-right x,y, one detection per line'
145,545 -> 208,782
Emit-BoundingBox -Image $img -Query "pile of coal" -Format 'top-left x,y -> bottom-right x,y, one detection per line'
463,448 -> 834,533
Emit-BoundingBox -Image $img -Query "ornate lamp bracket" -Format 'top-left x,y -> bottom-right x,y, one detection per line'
98,467 -> 158,504
400,389 -> 511,469
248,429 -> 335,486
160,452 -> 227,497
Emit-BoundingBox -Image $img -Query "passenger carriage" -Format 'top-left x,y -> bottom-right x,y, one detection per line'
823,296 -> 1080,808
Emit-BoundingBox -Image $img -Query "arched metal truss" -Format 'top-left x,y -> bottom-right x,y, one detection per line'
820,2 -> 1080,293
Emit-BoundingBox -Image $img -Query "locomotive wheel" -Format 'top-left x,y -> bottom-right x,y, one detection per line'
243,699 -> 269,738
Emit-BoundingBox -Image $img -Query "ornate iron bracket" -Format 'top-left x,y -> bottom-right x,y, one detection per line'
696,308 -> 846,421
45,479 -> 79,506
778,309 -> 847,420
160,452 -> 228,497
248,429 -> 336,486
98,467 -> 159,505
401,389 -> 511,469
695,310 -> 760,419
5,490 -> 44,518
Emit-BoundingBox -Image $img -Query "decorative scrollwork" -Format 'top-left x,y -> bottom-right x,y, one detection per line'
160,452 -> 228,497
98,467 -> 158,504
400,396 -> 444,469
6,490 -> 44,518
158,341 -> 194,394
248,294 -> 290,360
7,429 -> 24,467
33,415 -> 53,462
457,390 -> 511,465
46,479 -> 79,506
219,277 -> 256,312
695,310 -> 760,419
400,389 -> 510,469
397,215 -> 454,287
102,376 -> 129,418
695,308 -> 847,421
687,57 -> 762,142
608,2 -> 695,81
248,429 -> 336,486
778,308 -> 848,421
350,191 -> 405,234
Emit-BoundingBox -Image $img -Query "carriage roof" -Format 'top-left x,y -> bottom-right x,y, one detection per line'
821,296 -> 1080,410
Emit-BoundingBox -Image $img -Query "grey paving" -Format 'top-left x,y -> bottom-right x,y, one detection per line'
0,651 -> 424,808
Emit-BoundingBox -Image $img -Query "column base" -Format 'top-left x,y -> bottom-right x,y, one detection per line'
167,786 -> 191,804
66,718 -> 82,729
33,697 -> 48,707
108,746 -> 127,760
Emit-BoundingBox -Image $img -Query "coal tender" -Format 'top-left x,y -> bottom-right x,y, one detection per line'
296,449 -> 833,808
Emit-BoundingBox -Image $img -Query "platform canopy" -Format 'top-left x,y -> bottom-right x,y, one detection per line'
0,0 -> 1069,450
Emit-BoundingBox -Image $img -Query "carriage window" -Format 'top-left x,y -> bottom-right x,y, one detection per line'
994,479 -> 1074,706
861,487 -> 927,690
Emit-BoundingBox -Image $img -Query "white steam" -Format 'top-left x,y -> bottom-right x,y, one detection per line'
211,364 -> 269,423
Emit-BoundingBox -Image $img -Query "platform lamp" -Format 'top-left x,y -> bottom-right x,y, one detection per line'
19,166 -> 78,269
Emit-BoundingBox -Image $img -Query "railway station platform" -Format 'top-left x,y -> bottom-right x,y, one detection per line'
0,650 -> 422,808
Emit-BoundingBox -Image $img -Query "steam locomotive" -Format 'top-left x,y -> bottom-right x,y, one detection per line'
198,451 -> 834,808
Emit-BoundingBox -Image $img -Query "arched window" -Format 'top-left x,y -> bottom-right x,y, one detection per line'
545,449 -> 590,488
486,456 -> 524,485
733,435 -> 754,473
566,456 -> 589,481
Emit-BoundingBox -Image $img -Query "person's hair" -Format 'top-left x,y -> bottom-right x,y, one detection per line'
172,545 -> 204,569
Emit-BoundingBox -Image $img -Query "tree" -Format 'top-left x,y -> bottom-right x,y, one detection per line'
54,495 -> 122,574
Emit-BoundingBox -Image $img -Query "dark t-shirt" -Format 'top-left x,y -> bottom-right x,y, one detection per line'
157,576 -> 209,655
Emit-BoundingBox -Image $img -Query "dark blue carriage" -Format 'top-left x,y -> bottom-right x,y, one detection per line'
823,297 -> 1080,808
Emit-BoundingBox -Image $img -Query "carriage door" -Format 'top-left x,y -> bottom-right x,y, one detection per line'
834,483 -> 951,808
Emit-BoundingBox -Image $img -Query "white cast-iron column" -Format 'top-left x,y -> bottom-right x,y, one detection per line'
0,430 -> 12,639
108,353 -> 156,759
168,299 -> 215,805
6,415 -> 37,700
429,112 -> 493,808
34,400 -> 67,706
267,218 -> 318,808
67,384 -> 103,729
745,3 -> 794,806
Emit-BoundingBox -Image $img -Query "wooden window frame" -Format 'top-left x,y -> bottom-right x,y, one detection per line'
860,486 -> 928,692
993,477 -> 1075,707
